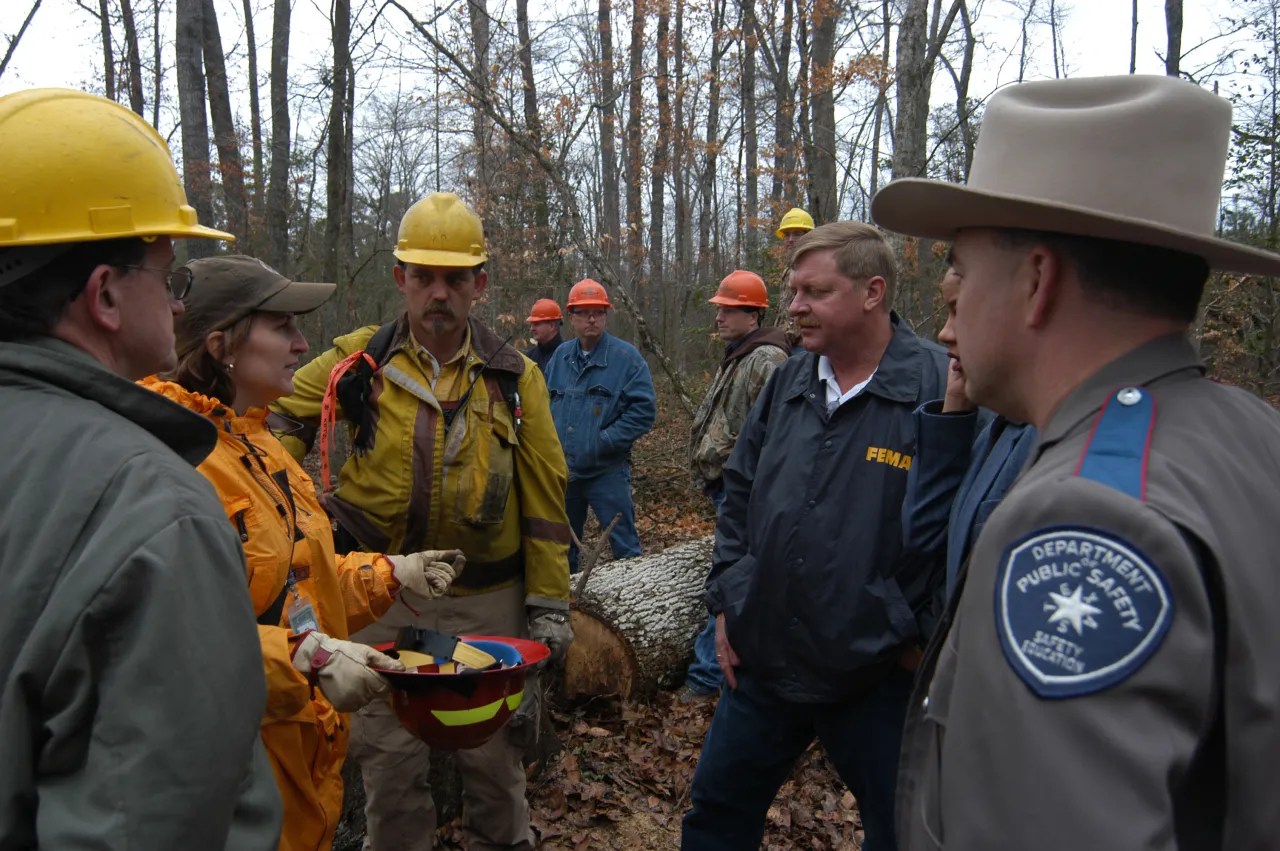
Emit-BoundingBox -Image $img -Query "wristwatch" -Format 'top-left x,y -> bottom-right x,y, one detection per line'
536,611 -> 569,625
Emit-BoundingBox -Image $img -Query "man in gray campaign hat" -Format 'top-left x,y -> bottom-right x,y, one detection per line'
872,75 -> 1280,849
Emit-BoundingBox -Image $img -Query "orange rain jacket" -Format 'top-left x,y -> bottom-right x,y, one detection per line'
143,378 -> 400,851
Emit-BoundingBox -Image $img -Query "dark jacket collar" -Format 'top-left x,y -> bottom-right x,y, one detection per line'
724,326 -> 791,364
1039,332 -> 1202,449
0,336 -> 217,466
392,313 -> 526,376
536,331 -> 564,355
783,312 -> 927,405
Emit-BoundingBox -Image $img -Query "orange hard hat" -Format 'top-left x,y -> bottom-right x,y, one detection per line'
567,279 -> 612,309
374,636 -> 550,750
708,270 -> 769,309
525,298 -> 563,322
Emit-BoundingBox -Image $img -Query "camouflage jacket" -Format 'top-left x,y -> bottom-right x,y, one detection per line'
688,327 -> 791,492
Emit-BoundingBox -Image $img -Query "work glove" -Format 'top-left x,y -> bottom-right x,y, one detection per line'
528,607 -> 574,666
291,632 -> 405,713
387,550 -> 466,600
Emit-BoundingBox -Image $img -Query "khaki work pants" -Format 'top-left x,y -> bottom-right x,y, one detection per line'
348,583 -> 534,851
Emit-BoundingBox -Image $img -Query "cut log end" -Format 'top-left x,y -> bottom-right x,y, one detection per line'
563,609 -> 637,699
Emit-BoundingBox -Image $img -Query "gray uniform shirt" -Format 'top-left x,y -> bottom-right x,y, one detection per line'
898,333 -> 1280,850
0,338 -> 281,850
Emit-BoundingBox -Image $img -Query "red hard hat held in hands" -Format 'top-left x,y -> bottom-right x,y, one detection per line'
567,279 -> 612,309
372,636 -> 550,751
526,298 -> 563,322
708,270 -> 769,309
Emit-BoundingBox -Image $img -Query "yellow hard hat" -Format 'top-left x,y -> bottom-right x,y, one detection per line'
0,88 -> 233,247
776,207 -> 815,238
394,192 -> 489,267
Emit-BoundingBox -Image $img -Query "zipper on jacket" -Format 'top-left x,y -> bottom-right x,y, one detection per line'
234,510 -> 249,542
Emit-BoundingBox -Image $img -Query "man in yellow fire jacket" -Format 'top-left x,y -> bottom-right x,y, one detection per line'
270,192 -> 572,850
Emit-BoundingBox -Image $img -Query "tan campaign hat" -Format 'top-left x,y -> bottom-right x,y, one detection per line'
176,255 -> 335,357
871,74 -> 1280,276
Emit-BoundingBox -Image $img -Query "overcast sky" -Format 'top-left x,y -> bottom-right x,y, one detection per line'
0,0 -> 1251,170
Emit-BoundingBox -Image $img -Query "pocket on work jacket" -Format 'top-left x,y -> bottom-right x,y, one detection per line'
452,407 -> 517,526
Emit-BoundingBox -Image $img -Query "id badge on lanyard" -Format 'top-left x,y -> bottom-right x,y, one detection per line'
285,571 -> 319,635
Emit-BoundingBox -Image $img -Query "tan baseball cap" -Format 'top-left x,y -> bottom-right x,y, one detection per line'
176,255 -> 335,357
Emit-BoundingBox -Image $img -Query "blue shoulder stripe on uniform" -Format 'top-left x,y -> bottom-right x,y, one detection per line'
1074,386 -> 1155,501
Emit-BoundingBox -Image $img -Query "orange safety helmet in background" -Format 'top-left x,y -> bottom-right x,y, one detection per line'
566,279 -> 612,310
525,298 -> 563,323
708,270 -> 769,309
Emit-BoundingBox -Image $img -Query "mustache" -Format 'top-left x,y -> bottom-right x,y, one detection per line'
422,301 -> 454,318
796,319 -> 820,328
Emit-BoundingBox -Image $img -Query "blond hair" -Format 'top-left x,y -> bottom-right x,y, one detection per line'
791,221 -> 896,307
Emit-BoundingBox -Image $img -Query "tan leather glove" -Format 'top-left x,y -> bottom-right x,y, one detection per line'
528,607 -> 574,666
291,632 -> 405,712
387,550 -> 466,600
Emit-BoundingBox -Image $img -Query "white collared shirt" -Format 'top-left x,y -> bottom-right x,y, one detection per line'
817,356 -> 876,412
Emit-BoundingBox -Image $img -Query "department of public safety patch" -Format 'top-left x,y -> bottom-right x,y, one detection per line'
994,525 -> 1173,699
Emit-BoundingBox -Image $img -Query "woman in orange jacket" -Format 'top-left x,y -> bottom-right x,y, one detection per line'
144,255 -> 466,851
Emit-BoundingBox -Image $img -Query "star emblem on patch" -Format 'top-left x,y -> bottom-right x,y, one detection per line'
995,526 -> 1174,699
1045,583 -> 1103,635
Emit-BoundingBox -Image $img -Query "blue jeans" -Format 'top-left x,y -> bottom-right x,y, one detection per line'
681,669 -> 913,851
685,486 -> 727,693
565,464 -> 642,573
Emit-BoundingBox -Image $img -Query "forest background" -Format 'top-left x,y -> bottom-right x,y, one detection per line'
6,2 -> 1280,845
4,0 -> 1280,410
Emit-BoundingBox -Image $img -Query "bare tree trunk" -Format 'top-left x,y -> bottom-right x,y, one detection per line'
323,0 -> 350,293
202,0 -> 248,245
1017,0 -> 1036,82
798,0 -> 812,205
267,0 -> 292,272
598,0 -> 622,278
892,0 -> 962,180
697,0 -> 727,290
175,0 -> 215,258
672,0 -> 689,292
243,0 -> 266,224
152,0 -> 163,127
1049,0 -> 1061,78
0,0 -> 42,82
741,0 -> 759,258
467,0 -> 493,220
118,0 -> 145,114
868,0 -> 890,198
648,0 -> 670,309
809,0 -> 840,224
516,0 -> 549,242
97,0 -> 116,100
1165,0 -> 1182,77
773,0 -> 795,203
624,0 -> 646,277
1129,0 -> 1138,74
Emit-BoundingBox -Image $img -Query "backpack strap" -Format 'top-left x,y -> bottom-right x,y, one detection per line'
318,321 -> 400,492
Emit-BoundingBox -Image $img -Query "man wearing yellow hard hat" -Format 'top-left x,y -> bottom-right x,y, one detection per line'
775,207 -> 815,349
269,192 -> 572,850
0,89 -> 282,849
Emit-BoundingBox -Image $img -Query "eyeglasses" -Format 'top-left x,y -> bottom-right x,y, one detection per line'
572,309 -> 607,320
121,265 -> 194,300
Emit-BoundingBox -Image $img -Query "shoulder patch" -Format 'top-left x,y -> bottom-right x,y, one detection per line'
995,525 -> 1173,698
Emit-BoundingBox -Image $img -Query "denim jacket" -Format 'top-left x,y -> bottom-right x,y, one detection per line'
544,332 -> 657,480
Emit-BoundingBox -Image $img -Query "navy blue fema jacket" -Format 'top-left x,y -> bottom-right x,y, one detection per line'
706,313 -> 949,703
544,332 -> 657,481
902,406 -> 1037,602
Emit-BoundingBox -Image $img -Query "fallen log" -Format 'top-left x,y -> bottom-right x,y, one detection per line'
564,535 -> 715,700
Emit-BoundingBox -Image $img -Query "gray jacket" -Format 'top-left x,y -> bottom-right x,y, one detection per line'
898,334 -> 1280,850
0,338 -> 281,849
